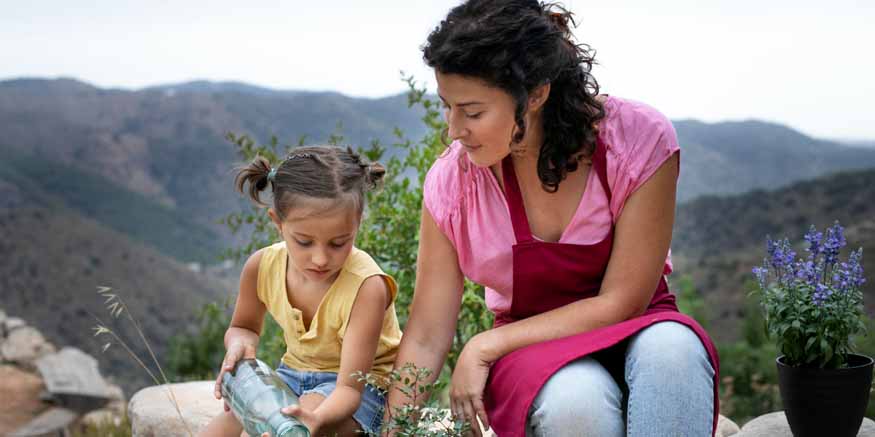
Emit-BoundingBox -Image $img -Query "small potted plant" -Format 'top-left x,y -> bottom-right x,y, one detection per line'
752,221 -> 872,437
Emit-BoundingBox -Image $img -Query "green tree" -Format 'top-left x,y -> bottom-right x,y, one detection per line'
717,280 -> 781,425
674,274 -> 710,329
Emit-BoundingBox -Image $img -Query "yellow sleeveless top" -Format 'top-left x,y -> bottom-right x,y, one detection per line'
256,242 -> 402,385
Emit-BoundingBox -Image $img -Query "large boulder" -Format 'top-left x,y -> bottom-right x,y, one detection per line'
129,381 -> 222,436
0,326 -> 56,369
717,414 -> 741,436
739,411 -> 875,436
0,365 -> 46,436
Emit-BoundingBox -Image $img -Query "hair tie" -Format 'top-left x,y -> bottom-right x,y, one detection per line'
267,167 -> 278,182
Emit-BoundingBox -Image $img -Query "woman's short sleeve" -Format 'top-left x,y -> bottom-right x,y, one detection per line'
422,145 -> 466,244
606,99 -> 681,219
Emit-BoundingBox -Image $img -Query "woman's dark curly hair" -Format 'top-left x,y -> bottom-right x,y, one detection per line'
423,0 -> 605,192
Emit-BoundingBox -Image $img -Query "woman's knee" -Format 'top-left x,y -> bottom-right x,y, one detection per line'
528,357 -> 624,437
626,321 -> 713,376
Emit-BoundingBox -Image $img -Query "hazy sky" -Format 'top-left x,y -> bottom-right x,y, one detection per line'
2,1 -> 874,140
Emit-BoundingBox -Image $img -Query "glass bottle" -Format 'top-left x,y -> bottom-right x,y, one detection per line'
221,358 -> 310,437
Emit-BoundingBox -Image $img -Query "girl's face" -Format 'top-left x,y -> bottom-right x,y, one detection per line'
436,72 -> 518,167
269,198 -> 359,284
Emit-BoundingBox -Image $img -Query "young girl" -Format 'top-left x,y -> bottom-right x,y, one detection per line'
199,145 -> 402,437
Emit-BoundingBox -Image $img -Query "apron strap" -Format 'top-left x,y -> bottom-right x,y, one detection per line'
501,153 -> 534,243
501,137 -> 611,244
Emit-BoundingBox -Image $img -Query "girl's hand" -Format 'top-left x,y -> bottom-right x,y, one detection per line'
450,333 -> 494,437
281,404 -> 322,436
213,340 -> 258,411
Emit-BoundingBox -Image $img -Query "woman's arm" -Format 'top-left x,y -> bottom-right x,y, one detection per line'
478,152 -> 679,361
288,275 -> 391,432
385,206 -> 466,410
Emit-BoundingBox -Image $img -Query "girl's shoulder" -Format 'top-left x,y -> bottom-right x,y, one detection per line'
340,247 -> 398,300
255,241 -> 287,271
342,247 -> 387,278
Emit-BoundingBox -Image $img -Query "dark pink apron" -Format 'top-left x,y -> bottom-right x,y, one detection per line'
484,139 -> 720,436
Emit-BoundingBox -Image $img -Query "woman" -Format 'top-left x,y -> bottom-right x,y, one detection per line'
388,1 -> 719,436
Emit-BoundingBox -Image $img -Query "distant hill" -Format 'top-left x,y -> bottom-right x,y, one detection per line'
840,140 -> 875,149
0,77 -> 428,257
144,80 -> 304,97
0,205 -> 235,396
672,168 -> 875,342
0,144 -> 225,264
674,119 -> 875,201
1,79 -> 873,253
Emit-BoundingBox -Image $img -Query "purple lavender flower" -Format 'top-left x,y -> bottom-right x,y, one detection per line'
765,237 -> 797,286
822,221 -> 846,267
848,248 -> 865,289
753,265 -> 768,290
796,259 -> 817,284
804,225 -> 823,260
812,282 -> 833,306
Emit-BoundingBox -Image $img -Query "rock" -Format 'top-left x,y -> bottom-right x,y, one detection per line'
739,411 -> 875,436
104,383 -> 127,416
4,317 -> 26,333
0,326 -> 56,368
717,414 -> 741,436
81,408 -> 124,429
36,347 -> 112,398
129,381 -> 222,437
0,365 -> 47,436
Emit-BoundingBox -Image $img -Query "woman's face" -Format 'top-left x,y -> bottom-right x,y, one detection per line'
435,71 -> 518,167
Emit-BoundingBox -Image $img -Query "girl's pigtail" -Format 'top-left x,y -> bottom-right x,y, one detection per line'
234,155 -> 273,207
364,162 -> 386,191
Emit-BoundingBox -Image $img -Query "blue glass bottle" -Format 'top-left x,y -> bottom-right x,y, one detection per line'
221,358 -> 310,437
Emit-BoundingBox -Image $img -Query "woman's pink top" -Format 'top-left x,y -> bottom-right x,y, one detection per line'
423,95 -> 681,318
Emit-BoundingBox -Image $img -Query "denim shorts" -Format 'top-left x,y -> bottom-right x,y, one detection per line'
275,364 -> 386,435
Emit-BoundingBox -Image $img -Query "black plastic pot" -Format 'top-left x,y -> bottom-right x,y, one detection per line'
776,353 -> 874,437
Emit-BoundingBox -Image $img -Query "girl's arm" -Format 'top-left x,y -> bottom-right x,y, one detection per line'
214,249 -> 268,400
385,206 -> 466,411
289,275 -> 393,431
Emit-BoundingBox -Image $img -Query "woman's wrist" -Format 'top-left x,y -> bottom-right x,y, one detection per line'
472,329 -> 503,363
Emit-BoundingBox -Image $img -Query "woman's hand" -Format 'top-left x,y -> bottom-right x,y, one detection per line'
213,339 -> 258,411
281,404 -> 323,436
450,332 -> 495,437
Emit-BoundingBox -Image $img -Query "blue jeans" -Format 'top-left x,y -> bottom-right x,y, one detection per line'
275,364 -> 386,435
526,321 -> 715,437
